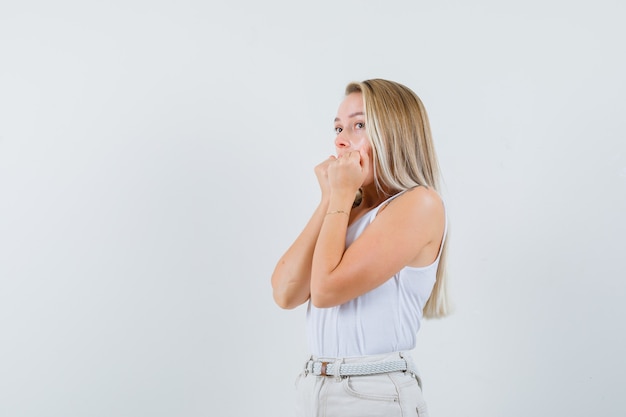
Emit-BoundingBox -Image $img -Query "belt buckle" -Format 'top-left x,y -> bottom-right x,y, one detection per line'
320,361 -> 329,376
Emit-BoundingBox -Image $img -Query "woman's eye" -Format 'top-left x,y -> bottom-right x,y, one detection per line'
334,127 -> 343,134
355,122 -> 364,129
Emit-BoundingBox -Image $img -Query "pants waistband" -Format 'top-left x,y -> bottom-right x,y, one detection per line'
303,352 -> 418,378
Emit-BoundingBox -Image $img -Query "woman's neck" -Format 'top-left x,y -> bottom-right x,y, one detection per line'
358,184 -> 391,209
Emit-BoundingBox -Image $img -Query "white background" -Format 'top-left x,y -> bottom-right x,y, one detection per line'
1,1 -> 625,416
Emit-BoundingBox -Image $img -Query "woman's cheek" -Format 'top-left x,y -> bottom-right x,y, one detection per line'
350,135 -> 369,151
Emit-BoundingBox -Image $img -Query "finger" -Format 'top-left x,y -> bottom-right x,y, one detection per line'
357,148 -> 368,166
350,150 -> 362,166
322,155 -> 336,165
340,151 -> 354,160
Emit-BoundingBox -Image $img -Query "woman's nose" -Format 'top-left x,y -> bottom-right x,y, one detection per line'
334,133 -> 350,150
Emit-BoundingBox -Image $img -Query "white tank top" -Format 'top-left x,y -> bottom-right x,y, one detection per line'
306,190 -> 447,358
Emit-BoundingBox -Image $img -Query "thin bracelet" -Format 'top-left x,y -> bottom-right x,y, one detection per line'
326,210 -> 349,216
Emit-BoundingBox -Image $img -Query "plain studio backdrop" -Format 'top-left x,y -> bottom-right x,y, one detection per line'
1,1 -> 624,416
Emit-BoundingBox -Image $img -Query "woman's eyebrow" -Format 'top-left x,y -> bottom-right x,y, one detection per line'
334,112 -> 365,122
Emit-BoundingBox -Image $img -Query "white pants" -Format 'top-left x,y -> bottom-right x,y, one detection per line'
294,352 -> 429,417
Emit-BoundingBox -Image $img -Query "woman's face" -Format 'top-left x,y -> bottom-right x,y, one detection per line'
334,92 -> 375,186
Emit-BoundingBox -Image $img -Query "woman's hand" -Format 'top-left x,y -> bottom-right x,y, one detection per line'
327,151 -> 368,196
314,155 -> 337,199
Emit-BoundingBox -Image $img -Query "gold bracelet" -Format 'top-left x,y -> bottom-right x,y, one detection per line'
326,210 -> 349,216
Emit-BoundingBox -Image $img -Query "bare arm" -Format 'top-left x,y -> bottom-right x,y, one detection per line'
271,201 -> 328,309
271,156 -> 335,309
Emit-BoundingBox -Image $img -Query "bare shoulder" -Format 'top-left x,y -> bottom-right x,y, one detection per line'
380,186 -> 444,218
377,186 -> 445,266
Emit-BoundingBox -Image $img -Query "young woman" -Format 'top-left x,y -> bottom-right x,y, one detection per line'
271,79 -> 450,417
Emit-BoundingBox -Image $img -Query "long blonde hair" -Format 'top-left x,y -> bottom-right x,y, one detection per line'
346,79 -> 451,318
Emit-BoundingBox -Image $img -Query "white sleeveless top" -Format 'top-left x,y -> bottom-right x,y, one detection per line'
306,190 -> 447,358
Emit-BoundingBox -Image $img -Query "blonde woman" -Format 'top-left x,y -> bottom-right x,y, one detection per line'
271,79 -> 449,417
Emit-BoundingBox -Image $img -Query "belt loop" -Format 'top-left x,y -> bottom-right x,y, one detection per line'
333,358 -> 344,381
399,351 -> 407,373
304,356 -> 313,376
